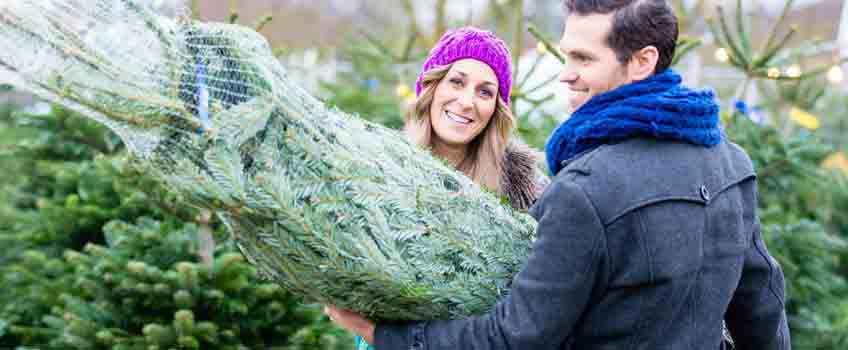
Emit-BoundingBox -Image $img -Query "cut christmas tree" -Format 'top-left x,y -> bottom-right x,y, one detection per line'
0,0 -> 537,321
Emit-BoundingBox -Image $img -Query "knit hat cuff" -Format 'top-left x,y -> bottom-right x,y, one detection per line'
414,27 -> 512,106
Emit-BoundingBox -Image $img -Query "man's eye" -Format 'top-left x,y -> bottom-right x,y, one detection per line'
568,52 -> 590,62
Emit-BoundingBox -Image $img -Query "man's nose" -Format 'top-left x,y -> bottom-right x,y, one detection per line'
559,65 -> 578,84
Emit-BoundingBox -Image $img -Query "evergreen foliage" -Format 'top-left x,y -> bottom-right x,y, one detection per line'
0,104 -> 350,349
725,112 -> 848,348
42,218 -> 348,350
320,34 -> 424,130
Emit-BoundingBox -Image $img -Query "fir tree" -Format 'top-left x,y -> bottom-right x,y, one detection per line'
44,217 -> 349,350
705,0 -> 848,345
0,103 -> 349,349
725,112 -> 848,348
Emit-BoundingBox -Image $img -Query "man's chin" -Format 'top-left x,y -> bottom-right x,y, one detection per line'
568,95 -> 588,111
568,101 -> 585,113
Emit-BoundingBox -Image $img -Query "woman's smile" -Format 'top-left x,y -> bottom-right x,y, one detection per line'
444,110 -> 473,125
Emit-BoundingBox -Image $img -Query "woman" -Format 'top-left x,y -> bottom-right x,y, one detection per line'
347,26 -> 548,349
405,26 -> 547,210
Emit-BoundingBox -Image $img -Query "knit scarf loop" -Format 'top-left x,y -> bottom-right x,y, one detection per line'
545,69 -> 722,175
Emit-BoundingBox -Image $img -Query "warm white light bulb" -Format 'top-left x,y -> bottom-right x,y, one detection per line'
827,65 -> 844,84
785,64 -> 802,79
714,48 -> 730,63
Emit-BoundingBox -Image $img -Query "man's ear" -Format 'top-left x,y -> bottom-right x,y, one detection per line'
629,45 -> 660,81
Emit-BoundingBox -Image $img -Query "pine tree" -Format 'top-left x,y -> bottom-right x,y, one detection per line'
0,104 -> 129,346
0,103 -> 350,348
704,0 -> 848,345
44,217 -> 349,350
725,112 -> 848,348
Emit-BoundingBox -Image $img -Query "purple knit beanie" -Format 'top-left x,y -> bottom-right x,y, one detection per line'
415,26 -> 513,105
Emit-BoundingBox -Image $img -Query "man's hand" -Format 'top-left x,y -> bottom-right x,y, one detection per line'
324,305 -> 376,345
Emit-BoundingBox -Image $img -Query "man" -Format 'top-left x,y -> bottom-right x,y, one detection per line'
327,1 -> 791,349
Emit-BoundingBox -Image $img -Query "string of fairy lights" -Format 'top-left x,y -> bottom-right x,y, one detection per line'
713,46 -> 845,83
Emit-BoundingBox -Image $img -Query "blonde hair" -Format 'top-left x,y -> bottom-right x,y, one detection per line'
404,64 -> 516,191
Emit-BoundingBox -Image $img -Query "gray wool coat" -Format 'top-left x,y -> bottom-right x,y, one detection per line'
375,138 -> 790,350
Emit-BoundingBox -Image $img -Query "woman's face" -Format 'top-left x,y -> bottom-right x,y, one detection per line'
429,58 -> 499,148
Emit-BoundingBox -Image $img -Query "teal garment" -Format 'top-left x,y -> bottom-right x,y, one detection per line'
355,336 -> 375,350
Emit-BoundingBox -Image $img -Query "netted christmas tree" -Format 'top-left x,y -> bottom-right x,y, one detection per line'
0,0 -> 537,321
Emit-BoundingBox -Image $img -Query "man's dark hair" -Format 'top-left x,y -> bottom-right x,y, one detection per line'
563,0 -> 678,73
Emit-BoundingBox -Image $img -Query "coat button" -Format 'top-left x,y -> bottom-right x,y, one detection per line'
700,185 -> 711,202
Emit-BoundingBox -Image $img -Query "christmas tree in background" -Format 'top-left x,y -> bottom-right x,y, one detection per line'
725,110 -> 848,348
706,2 -> 848,346
44,218 -> 349,350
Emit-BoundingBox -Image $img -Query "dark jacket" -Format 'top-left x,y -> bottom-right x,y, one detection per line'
375,138 -> 790,350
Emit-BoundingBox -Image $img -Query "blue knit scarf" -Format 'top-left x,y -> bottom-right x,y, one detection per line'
545,69 -> 722,175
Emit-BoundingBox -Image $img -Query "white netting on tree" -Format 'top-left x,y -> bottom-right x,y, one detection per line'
0,0 -> 537,321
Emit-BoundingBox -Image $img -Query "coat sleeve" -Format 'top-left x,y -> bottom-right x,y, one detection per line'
724,218 -> 791,349
374,178 -> 608,350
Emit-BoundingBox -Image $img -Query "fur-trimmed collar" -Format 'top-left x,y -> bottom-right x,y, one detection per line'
500,140 -> 549,211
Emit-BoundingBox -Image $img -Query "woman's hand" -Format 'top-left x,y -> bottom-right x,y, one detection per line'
324,305 -> 376,345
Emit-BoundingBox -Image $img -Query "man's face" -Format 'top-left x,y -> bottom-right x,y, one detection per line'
559,13 -> 633,111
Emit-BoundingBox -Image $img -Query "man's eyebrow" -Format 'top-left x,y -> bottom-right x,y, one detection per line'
563,48 -> 596,59
452,69 -> 496,87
